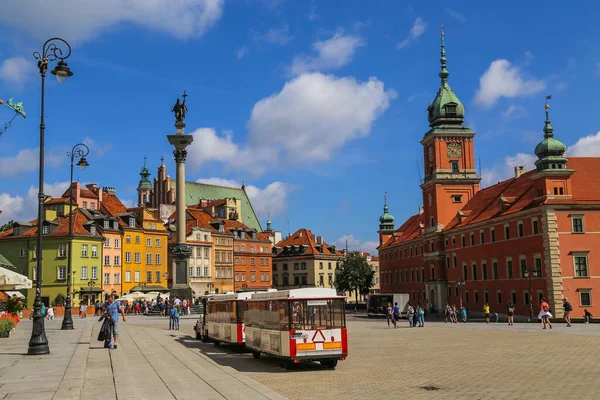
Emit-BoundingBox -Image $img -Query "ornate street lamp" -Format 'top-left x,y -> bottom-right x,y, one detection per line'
29,38 -> 74,355
524,268 -> 538,322
61,143 -> 89,330
456,278 -> 466,311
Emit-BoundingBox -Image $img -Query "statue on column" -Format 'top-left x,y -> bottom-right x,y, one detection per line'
171,90 -> 188,124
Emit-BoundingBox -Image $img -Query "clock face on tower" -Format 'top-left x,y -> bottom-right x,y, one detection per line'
447,143 -> 462,158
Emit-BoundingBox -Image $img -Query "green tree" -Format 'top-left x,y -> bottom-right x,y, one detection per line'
335,251 -> 374,305
0,220 -> 15,232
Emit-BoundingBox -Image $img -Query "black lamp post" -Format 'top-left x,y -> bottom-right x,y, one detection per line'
456,278 -> 466,310
61,143 -> 89,330
524,268 -> 538,322
88,279 -> 97,304
28,38 -> 74,355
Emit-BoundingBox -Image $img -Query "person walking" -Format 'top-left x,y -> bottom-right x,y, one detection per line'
105,295 -> 126,349
79,302 -> 87,318
483,303 -> 491,324
562,297 -> 573,327
386,302 -> 393,327
506,301 -> 515,326
406,303 -> 415,328
416,303 -> 425,327
444,303 -> 452,323
169,303 -> 176,330
584,309 -> 593,324
46,305 -> 54,321
392,302 -> 400,329
460,307 -> 467,323
173,305 -> 180,330
451,305 -> 458,323
538,298 -> 553,329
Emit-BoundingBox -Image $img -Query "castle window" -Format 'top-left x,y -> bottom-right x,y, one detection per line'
571,216 -> 584,233
445,104 -> 457,116
452,195 -> 463,203
559,187 -> 564,195
450,161 -> 459,173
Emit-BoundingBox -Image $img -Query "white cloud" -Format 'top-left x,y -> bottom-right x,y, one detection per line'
253,25 -> 294,45
503,104 -> 528,119
82,136 -> 113,157
474,59 -> 546,108
236,46 -> 249,60
481,153 -> 537,187
335,234 -> 378,255
556,82 -> 568,91
121,199 -> 135,209
396,17 -> 427,49
290,30 -> 364,75
0,0 -> 224,45
195,178 -> 291,219
0,57 -> 34,87
445,8 -> 467,22
568,131 -> 600,156
0,147 -> 63,178
0,181 -> 69,224
188,73 -> 396,176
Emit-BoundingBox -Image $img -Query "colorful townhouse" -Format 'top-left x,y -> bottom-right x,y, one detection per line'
0,207 -> 104,307
378,30 -> 600,318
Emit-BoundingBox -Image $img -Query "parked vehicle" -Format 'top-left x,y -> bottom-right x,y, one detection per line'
366,293 -> 410,317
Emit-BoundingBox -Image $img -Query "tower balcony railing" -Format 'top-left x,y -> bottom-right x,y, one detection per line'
421,169 -> 480,184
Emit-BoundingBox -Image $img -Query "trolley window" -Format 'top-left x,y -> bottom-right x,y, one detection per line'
290,299 -> 345,330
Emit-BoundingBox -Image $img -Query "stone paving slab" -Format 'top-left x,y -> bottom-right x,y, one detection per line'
0,317 -> 285,400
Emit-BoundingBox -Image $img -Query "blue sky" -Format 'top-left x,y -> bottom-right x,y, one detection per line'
1,1 -> 600,254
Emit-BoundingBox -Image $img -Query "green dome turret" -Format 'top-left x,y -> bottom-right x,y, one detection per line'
534,99 -> 568,172
137,156 -> 152,190
379,194 -> 395,232
427,25 -> 465,127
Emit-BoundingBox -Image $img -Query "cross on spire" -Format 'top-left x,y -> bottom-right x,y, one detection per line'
160,156 -> 164,165
384,191 -> 387,205
182,90 -> 188,104
143,155 -> 147,167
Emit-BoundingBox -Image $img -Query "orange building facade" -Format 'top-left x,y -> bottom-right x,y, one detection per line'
378,31 -> 600,319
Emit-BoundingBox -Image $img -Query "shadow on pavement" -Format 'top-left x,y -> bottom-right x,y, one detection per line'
173,334 -> 332,374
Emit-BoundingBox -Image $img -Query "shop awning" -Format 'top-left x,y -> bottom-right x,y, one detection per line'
3,290 -> 25,299
0,266 -> 33,290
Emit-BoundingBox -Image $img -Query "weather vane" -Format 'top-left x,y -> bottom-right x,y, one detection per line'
0,97 -> 27,137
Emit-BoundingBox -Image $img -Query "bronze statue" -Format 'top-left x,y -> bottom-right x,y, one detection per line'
172,90 -> 188,124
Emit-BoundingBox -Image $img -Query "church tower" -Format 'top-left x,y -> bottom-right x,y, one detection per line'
137,156 -> 153,206
421,26 -> 480,231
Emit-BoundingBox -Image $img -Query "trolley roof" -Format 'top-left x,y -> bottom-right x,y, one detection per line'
207,292 -> 255,302
250,288 -> 344,301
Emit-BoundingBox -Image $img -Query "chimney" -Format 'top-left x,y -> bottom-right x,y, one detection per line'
418,206 -> 424,215
298,231 -> 303,238
316,235 -> 323,244
514,165 -> 525,178
102,186 -> 116,195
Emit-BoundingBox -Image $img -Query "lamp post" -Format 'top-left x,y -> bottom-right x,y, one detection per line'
456,278 -> 466,310
88,279 -> 97,305
61,143 -> 89,330
28,38 -> 74,355
524,268 -> 538,322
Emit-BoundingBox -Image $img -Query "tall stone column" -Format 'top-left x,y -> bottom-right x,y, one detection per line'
167,92 -> 193,301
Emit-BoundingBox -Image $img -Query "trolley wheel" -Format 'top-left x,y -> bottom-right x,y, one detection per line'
320,359 -> 338,369
280,360 -> 293,370
252,351 -> 261,359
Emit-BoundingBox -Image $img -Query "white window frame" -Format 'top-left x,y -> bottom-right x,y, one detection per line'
104,255 -> 111,266
573,252 -> 590,277
155,271 -> 161,283
58,244 -> 67,258
134,252 -> 141,264
104,221 -> 109,230
155,254 -> 161,265
146,253 -> 152,265
125,270 -> 131,283
91,266 -> 98,280
134,270 -> 140,283
579,289 -> 592,307
571,215 -> 584,233
42,225 -> 49,234
90,226 -> 96,235
146,238 -> 152,247
114,272 -> 121,284
91,245 -> 98,258
114,255 -> 121,266
156,238 -> 160,247
114,238 -> 121,248
125,252 -> 131,263
57,265 -> 66,280
81,244 -> 88,257
129,218 -> 136,228
104,273 -> 110,284
81,266 -> 88,280
104,238 -> 111,248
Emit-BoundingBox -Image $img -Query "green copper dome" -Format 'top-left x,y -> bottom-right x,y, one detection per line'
379,204 -> 394,224
137,156 -> 153,190
534,102 -> 568,172
427,27 -> 465,127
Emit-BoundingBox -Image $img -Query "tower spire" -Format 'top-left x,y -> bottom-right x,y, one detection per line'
543,95 -> 553,138
439,24 -> 449,85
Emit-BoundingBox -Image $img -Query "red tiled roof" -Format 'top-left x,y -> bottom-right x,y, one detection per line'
80,189 -> 98,199
275,228 -> 340,256
101,193 -> 127,216
0,210 -> 95,239
45,197 -> 72,205
380,157 -> 600,250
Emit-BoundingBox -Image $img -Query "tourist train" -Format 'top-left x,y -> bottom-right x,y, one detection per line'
195,288 -> 348,369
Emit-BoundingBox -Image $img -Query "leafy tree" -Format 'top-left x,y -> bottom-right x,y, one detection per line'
52,293 -> 66,306
335,251 -> 374,305
6,296 -> 23,316
0,220 -> 15,232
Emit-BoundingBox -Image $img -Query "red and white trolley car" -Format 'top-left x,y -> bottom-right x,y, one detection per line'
244,288 -> 347,369
198,292 -> 253,345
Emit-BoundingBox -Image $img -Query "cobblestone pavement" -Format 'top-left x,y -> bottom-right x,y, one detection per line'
184,316 -> 600,400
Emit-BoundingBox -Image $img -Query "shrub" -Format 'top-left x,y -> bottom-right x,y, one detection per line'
0,317 -> 14,335
5,296 -> 23,316
52,293 -> 65,307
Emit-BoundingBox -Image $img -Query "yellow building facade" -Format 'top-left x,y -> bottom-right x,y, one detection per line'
212,229 -> 234,294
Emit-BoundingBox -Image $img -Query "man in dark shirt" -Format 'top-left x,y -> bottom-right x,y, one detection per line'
562,297 -> 573,327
